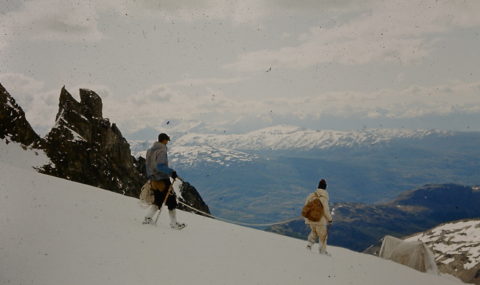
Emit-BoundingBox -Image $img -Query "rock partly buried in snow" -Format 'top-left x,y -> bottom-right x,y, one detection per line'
405,219 -> 480,285
0,83 -> 42,147
41,87 -> 145,197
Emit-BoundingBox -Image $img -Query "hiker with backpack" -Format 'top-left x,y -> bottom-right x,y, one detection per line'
302,179 -> 333,254
142,133 -> 185,229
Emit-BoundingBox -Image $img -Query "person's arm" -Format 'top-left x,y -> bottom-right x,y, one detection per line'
156,163 -> 174,175
155,147 -> 176,177
321,197 -> 333,222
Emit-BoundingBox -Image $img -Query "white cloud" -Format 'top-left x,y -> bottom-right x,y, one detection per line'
225,0 -> 480,71
0,0 -> 117,50
167,77 -> 246,87
104,78 -> 480,133
0,73 -> 116,135
0,73 -> 58,134
127,0 -> 269,25
2,72 -> 479,135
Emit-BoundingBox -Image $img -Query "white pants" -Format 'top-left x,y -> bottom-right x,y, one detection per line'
145,205 -> 178,225
307,224 -> 328,253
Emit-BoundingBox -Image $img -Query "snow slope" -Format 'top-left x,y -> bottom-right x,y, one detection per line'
0,139 -> 49,171
0,162 -> 462,284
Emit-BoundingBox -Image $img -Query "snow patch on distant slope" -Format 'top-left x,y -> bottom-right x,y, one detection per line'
129,140 -> 257,167
170,145 -> 257,167
174,125 -> 451,151
406,219 -> 480,270
129,126 -> 451,167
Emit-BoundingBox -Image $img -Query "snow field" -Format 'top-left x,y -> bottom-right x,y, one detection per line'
0,161 -> 463,285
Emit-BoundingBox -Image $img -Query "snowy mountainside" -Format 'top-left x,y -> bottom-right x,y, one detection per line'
129,125 -> 450,167
172,125 -> 451,151
130,140 -> 258,168
405,219 -> 480,284
128,128 -> 480,226
0,160 -> 462,285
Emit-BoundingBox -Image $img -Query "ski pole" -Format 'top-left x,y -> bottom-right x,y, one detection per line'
154,178 -> 176,226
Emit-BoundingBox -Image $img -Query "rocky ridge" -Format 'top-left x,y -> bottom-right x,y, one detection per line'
0,83 -> 210,215
0,83 -> 41,147
405,219 -> 480,285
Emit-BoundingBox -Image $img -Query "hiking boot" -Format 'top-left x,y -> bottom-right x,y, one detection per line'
319,248 -> 331,256
320,251 -> 332,257
170,222 -> 186,230
142,217 -> 153,225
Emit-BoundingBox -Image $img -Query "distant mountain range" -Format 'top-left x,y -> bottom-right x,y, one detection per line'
268,184 -> 480,252
130,127 -> 480,225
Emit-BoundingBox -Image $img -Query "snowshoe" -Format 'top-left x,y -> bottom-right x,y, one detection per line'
142,217 -> 153,225
170,222 -> 186,230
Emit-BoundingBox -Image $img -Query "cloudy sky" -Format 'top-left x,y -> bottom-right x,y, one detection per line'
1,0 -> 479,138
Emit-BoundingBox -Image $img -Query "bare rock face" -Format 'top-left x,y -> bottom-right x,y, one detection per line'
41,87 -> 145,197
0,83 -> 42,147
178,181 -> 211,216
2,83 -> 211,215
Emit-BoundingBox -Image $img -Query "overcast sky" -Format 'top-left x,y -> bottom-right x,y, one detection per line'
1,0 -> 480,138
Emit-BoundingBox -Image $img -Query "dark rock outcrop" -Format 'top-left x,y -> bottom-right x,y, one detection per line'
178,181 -> 211,216
0,83 -> 42,147
41,87 -> 144,197
1,84 -> 210,215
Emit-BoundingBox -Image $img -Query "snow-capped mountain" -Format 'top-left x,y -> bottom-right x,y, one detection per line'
129,128 -> 480,226
172,125 -> 451,151
129,125 -> 451,168
0,149 -> 463,285
405,219 -> 480,284
130,140 -> 258,168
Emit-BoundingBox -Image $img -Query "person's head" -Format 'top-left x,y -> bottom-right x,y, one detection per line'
158,133 -> 170,144
318,179 -> 327,190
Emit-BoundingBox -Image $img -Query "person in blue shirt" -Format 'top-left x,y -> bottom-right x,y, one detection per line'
142,133 -> 185,229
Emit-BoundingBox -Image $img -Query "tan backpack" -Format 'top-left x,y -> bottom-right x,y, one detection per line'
139,180 -> 155,206
302,196 -> 324,222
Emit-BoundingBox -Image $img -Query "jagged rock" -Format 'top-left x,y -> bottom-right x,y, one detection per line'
41,87 -> 145,197
134,156 -> 146,177
0,83 -> 42,147
178,181 -> 211,215
2,84 -> 210,217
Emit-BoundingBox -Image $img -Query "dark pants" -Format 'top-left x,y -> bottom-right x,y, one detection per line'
152,179 -> 177,210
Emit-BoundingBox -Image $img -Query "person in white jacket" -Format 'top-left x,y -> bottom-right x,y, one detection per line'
304,179 -> 333,254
